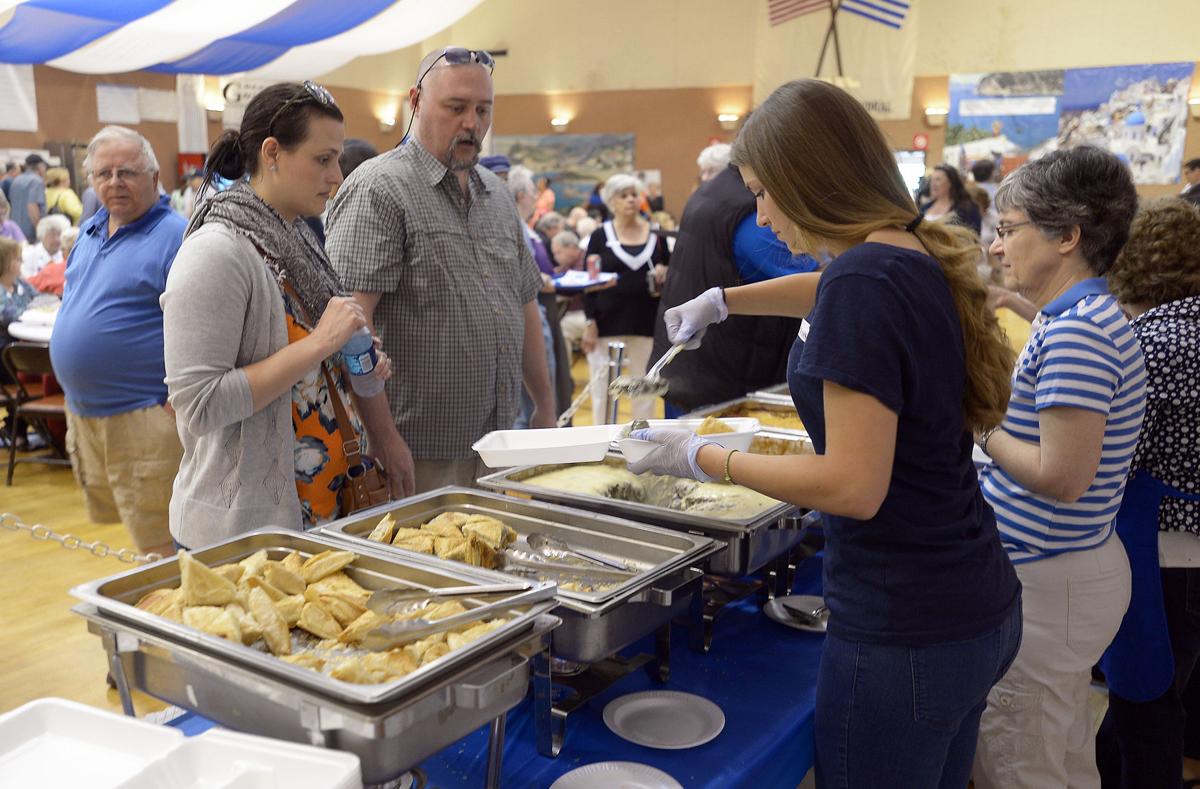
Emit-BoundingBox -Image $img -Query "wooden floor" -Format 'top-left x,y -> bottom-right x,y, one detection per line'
0,355 -> 651,717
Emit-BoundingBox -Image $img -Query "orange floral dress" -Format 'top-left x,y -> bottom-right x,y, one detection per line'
282,289 -> 365,528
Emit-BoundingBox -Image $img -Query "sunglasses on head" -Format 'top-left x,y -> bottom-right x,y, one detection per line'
268,80 -> 337,138
417,48 -> 495,89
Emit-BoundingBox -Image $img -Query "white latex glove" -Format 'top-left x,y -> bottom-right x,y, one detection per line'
626,428 -> 718,482
663,287 -> 729,349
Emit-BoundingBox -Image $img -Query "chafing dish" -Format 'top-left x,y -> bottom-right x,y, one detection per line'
71,530 -> 559,784
477,457 -> 803,579
748,382 -> 792,401
317,488 -> 720,664
686,395 -> 810,440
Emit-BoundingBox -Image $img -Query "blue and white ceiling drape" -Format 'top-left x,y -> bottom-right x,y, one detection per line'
0,0 -> 483,79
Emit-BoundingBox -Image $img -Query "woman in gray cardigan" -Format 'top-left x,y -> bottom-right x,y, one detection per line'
162,83 -> 411,549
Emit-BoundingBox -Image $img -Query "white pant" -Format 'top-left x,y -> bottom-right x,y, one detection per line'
586,335 -> 653,425
973,535 -> 1131,789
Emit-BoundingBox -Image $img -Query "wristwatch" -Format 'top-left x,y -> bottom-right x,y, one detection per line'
977,426 -> 1001,456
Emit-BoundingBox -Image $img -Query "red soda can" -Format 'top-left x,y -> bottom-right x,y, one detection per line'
586,254 -> 600,279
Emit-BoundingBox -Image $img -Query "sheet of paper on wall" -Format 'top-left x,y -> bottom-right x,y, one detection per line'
138,88 -> 178,123
96,84 -> 141,125
0,65 -> 39,132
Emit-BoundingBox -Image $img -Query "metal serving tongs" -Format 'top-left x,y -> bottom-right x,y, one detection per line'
361,584 -> 530,650
608,342 -> 686,399
365,582 -> 531,616
525,532 -> 632,572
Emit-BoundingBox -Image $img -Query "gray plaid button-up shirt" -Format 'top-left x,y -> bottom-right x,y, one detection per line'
325,141 -> 540,460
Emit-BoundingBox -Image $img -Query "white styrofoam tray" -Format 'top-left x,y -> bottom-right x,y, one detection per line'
0,698 -> 361,789
473,425 -> 624,468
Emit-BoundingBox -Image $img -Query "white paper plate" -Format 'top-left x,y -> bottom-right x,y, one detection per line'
550,761 -> 683,789
603,691 -> 725,750
473,425 -> 623,468
763,594 -> 828,633
553,271 -> 618,292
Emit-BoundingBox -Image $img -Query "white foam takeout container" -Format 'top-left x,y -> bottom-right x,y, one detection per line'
473,425 -> 624,468
0,698 -> 362,789
618,417 -> 760,464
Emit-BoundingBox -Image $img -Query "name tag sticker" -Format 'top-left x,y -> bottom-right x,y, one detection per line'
798,319 -> 810,341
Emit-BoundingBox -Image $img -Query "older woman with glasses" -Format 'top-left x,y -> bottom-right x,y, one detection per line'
971,146 -> 1145,789
1093,198 -> 1200,789
162,82 -> 406,549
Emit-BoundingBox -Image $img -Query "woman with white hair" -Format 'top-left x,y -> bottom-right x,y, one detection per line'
697,143 -> 732,182
21,214 -> 68,278
582,172 -> 670,423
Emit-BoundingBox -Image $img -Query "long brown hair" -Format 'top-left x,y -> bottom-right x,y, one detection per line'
731,79 -> 1013,430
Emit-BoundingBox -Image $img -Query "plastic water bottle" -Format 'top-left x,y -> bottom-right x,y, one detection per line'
341,327 -> 384,397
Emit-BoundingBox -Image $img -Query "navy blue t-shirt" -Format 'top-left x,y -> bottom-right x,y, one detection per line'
789,242 -> 1020,645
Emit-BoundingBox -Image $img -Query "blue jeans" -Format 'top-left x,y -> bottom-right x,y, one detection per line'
815,604 -> 1022,789
514,304 -> 556,429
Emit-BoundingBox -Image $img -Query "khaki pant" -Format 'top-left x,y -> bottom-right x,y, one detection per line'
413,456 -> 490,495
974,535 -> 1131,789
66,405 -> 182,553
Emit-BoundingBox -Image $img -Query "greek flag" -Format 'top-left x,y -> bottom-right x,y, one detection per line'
840,0 -> 909,28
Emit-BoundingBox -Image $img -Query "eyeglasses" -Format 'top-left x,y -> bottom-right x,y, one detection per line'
92,167 -> 147,183
267,80 -> 338,138
416,48 -> 495,89
996,220 -> 1034,240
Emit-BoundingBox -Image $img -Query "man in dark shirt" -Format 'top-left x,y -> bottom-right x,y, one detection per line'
8,153 -> 47,239
0,162 -> 18,200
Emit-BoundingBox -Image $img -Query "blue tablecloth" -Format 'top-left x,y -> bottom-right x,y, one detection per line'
170,555 -> 826,788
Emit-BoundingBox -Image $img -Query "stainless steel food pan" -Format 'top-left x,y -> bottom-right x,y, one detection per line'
77,603 -> 558,784
318,489 -> 720,663
70,528 -> 557,706
685,396 -> 810,439
477,458 -> 804,577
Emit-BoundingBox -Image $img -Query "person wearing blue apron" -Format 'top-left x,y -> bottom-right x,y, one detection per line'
1095,198 -> 1200,789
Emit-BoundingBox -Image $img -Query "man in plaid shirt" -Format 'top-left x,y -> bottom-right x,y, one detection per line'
326,47 -> 554,494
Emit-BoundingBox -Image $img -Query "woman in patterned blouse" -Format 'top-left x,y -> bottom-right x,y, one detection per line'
1098,197 -> 1200,789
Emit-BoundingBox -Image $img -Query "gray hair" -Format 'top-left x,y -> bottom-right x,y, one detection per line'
551,229 -> 580,248
601,173 -> 645,208
84,125 -> 160,175
535,211 -> 564,234
507,165 -> 536,199
697,143 -> 732,178
575,217 -> 598,241
36,214 -> 69,242
995,146 -> 1138,275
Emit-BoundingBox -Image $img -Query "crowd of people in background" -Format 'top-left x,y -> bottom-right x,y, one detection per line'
4,45 -> 1200,789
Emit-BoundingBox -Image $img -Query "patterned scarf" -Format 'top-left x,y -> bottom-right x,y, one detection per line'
185,180 -> 344,329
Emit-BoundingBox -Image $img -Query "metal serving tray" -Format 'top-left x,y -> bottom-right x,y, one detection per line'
686,395 -> 810,439
748,383 -> 792,401
70,529 -> 558,707
477,457 -> 804,577
317,488 -> 720,663
77,603 -> 558,784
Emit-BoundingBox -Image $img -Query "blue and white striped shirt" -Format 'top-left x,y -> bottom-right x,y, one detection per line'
981,278 -> 1146,564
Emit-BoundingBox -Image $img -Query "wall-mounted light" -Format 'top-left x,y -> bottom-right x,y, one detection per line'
378,116 -> 397,133
717,113 -> 740,131
204,95 -> 225,123
550,116 -> 570,133
1189,97 -> 1200,120
924,106 -> 949,127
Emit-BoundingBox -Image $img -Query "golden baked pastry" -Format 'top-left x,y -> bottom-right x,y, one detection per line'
238,549 -> 269,579
225,602 -> 263,646
179,551 -> 236,607
281,652 -> 325,671
393,534 -> 436,555
403,632 -> 449,663
460,515 -> 516,550
135,587 -> 181,616
338,609 -> 392,645
367,513 -> 398,543
213,563 -> 244,584
420,641 -> 451,665
299,550 -> 356,584
246,587 -> 290,656
275,594 -> 304,627
264,563 -> 305,595
446,619 -> 506,651
434,536 -> 469,562
696,415 -> 735,435
298,600 -> 342,640
465,534 -> 498,569
183,606 -> 242,643
243,576 -> 286,602
421,512 -> 470,536
279,550 -> 304,574
361,649 -> 418,680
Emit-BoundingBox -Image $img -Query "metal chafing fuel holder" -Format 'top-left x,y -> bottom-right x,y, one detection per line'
604,340 -> 625,425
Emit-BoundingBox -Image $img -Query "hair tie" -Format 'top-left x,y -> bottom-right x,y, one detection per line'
904,215 -> 922,232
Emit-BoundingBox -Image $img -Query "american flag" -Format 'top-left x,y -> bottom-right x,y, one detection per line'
839,0 -> 909,28
768,0 -> 832,26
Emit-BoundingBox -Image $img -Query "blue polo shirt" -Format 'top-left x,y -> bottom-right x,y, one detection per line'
51,195 -> 186,417
788,242 -> 1020,645
981,278 -> 1146,564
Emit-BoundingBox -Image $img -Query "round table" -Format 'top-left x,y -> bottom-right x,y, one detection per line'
6,321 -> 52,343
